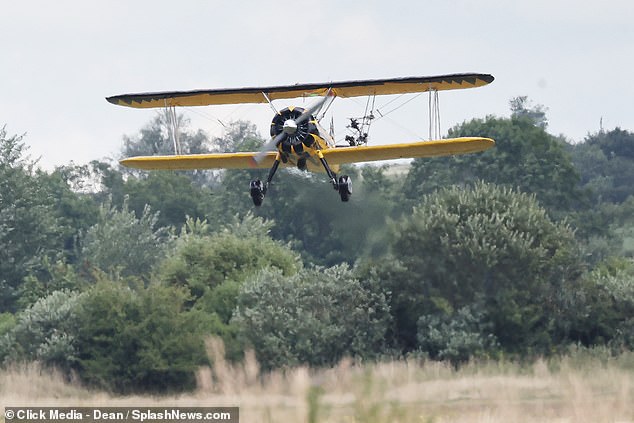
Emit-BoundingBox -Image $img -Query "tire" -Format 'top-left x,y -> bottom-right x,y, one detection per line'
338,175 -> 352,202
250,180 -> 265,207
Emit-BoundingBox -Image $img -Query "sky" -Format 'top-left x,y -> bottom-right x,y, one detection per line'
1,0 -> 633,169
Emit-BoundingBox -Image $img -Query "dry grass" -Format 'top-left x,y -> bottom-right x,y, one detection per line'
1,343 -> 633,423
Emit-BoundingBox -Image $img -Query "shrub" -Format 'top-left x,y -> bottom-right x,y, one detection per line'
74,282 -> 211,393
233,265 -> 391,370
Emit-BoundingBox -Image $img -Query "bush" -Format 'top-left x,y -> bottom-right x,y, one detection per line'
578,266 -> 634,348
0,290 -> 83,372
232,265 -> 391,371
417,303 -> 499,364
160,218 -> 300,304
377,182 -> 585,354
74,282 -> 211,393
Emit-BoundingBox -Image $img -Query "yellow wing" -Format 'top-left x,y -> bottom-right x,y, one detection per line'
107,74 -> 494,109
119,138 -> 494,171
120,151 -> 276,170
322,137 -> 495,165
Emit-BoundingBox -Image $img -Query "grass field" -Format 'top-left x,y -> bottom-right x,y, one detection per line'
1,345 -> 633,423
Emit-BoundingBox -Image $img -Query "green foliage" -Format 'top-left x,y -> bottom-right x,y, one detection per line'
569,128 -> 634,204
417,303 -> 500,364
4,105 -> 634,393
74,281 -> 211,393
0,127 -> 66,312
79,198 -> 172,279
254,166 -> 394,265
572,197 -> 634,260
0,313 -> 16,337
160,214 -> 299,303
17,260 -> 86,309
0,290 -> 83,372
232,265 -> 391,370
39,166 -> 100,257
123,171 -> 215,229
210,120 -> 264,153
403,114 -> 580,211
376,182 -> 584,354
575,265 -> 634,348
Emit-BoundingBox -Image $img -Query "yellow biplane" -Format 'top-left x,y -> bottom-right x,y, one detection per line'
107,73 -> 495,206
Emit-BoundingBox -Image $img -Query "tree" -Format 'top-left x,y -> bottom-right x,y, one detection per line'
210,120 -> 264,153
122,111 -> 211,157
78,198 -> 172,279
568,128 -> 634,204
37,166 -> 100,260
509,96 -> 548,129
232,265 -> 391,370
0,127 -> 65,312
369,182 -> 585,354
123,171 -> 216,230
402,107 -> 580,212
572,263 -> 634,348
566,129 -> 634,258
159,214 -> 300,307
121,112 -> 214,186
248,164 -> 395,266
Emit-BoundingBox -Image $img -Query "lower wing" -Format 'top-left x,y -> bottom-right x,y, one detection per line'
119,137 -> 494,171
322,137 -> 494,165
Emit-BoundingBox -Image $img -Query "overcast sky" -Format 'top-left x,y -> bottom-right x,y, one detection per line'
2,0 -> 633,169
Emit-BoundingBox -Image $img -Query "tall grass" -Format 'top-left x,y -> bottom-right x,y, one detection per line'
1,343 -> 632,422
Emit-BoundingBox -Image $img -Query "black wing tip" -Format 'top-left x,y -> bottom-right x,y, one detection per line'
480,73 -> 495,83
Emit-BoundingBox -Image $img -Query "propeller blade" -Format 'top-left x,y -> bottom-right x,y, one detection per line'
295,94 -> 330,125
252,131 -> 286,164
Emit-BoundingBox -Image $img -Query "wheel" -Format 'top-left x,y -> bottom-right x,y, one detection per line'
297,157 -> 307,171
338,175 -> 352,202
250,179 -> 265,207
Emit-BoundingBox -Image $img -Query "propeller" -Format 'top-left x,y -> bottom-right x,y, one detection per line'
252,93 -> 332,164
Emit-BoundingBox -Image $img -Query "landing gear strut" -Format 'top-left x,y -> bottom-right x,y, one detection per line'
318,152 -> 352,202
249,152 -> 352,206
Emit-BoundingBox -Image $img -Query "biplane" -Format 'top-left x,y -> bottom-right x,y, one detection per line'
107,73 -> 495,206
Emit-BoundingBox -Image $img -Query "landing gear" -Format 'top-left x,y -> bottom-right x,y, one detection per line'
249,179 -> 265,207
249,152 -> 352,205
317,152 -> 352,203
249,155 -> 281,207
338,175 -> 352,202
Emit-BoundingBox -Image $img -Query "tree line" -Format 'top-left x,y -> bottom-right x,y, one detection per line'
0,98 -> 632,393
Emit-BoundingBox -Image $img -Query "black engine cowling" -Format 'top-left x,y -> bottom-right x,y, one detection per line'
270,107 -> 319,155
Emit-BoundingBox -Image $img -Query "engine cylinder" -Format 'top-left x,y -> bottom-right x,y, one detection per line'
270,107 -> 319,154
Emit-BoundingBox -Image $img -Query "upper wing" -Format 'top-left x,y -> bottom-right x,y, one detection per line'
106,73 -> 494,109
321,137 -> 495,165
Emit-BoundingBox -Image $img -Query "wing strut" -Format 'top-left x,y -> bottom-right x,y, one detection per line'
428,88 -> 441,140
164,100 -> 181,155
262,92 -> 278,114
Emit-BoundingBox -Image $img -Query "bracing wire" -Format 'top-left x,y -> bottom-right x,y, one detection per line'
336,92 -> 427,145
375,93 -> 422,120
